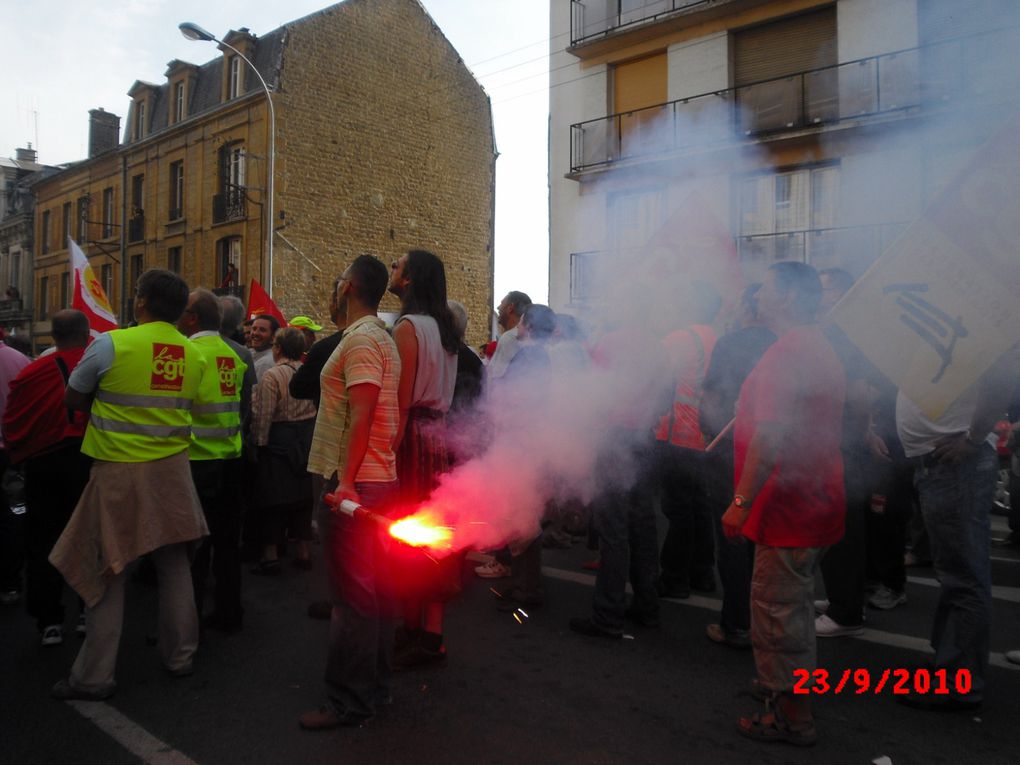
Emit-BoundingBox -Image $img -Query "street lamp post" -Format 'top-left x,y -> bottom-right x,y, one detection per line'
179,22 -> 276,297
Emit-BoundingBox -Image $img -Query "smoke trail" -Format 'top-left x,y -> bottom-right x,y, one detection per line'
425,9 -> 1020,552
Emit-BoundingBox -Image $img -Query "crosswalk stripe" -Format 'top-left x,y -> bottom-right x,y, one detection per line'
542,565 -> 1020,672
66,701 -> 198,764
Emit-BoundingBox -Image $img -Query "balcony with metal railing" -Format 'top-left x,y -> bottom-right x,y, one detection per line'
213,186 -> 247,225
212,285 -> 246,301
569,31 -> 1017,174
568,223 -> 907,303
570,0 -> 716,48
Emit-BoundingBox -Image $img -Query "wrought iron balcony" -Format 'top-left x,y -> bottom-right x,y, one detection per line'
736,224 -> 907,276
213,187 -> 247,225
569,31 -> 1016,173
568,223 -> 907,303
570,0 -> 711,47
212,285 -> 246,300
0,298 -> 27,322
127,213 -> 145,243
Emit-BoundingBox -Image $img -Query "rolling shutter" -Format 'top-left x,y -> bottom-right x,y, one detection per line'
733,7 -> 837,86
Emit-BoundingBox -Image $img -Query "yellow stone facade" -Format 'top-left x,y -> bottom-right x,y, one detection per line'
32,0 -> 496,350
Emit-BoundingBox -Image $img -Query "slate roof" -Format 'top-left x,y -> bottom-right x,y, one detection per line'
125,27 -> 286,143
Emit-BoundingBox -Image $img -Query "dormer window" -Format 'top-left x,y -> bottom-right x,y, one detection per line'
173,81 -> 186,122
228,56 -> 242,99
134,100 -> 146,140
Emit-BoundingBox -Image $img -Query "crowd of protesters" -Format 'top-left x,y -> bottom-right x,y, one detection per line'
0,254 -> 1018,748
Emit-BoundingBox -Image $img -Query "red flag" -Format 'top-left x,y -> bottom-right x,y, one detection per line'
246,279 -> 285,325
69,238 -> 118,336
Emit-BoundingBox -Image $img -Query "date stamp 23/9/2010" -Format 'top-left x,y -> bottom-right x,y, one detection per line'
792,668 -> 973,696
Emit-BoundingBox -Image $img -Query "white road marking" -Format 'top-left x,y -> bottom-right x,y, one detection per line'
66,701 -> 198,764
907,575 -> 1020,604
542,565 -> 1020,671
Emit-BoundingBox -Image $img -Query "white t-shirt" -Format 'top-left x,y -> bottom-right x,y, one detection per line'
396,314 -> 456,413
486,325 -> 520,380
895,386 -> 996,458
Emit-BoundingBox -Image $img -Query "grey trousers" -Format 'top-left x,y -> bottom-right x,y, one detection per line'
69,542 -> 199,694
751,544 -> 825,694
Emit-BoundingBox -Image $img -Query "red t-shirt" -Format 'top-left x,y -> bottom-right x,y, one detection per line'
734,325 -> 845,547
2,347 -> 88,464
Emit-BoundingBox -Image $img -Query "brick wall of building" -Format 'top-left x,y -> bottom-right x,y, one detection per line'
274,0 -> 496,346
31,0 -> 495,349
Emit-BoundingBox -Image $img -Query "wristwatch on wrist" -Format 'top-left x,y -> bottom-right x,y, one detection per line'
733,494 -> 752,509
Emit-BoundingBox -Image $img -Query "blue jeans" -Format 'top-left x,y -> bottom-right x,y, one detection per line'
318,479 -> 399,717
914,444 -> 997,701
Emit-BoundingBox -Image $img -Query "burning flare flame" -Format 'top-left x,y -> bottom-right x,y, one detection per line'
388,512 -> 453,549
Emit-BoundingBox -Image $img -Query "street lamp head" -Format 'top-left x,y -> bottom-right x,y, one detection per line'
179,22 -> 216,42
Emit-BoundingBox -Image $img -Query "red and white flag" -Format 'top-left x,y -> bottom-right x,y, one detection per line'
246,278 -> 286,325
69,238 -> 118,336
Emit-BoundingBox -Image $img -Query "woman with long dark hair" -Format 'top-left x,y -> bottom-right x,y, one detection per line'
388,249 -> 460,668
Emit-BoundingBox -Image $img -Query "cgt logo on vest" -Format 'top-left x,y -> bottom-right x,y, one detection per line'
151,344 -> 186,391
217,356 -> 237,397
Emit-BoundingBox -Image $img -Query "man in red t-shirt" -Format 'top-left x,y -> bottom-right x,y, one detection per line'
721,262 -> 845,746
2,310 -> 92,646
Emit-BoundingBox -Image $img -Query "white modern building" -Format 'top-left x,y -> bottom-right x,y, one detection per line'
548,0 -> 1020,309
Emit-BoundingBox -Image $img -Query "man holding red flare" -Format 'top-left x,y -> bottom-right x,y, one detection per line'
300,254 -> 401,731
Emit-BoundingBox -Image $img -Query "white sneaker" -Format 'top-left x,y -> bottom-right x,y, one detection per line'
473,560 -> 511,579
813,599 -> 830,615
41,625 -> 64,646
815,613 -> 864,638
1006,650 -> 1020,665
868,586 -> 907,610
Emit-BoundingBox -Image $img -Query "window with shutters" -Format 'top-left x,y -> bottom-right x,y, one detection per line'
134,100 -> 147,140
214,143 -> 246,223
167,246 -> 182,274
39,276 -> 49,320
217,237 -> 242,290
41,210 -> 50,254
62,202 -> 71,246
612,52 -> 668,158
102,187 -> 115,238
733,8 -> 837,134
738,165 -> 839,265
76,196 -> 89,243
173,81 -> 186,123
228,56 -> 242,99
169,161 -> 184,221
101,264 -> 114,306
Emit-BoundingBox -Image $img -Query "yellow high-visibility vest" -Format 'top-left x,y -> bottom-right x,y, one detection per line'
188,334 -> 246,461
82,322 -> 204,462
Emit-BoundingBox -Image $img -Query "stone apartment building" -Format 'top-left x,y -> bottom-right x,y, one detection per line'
32,0 -> 496,349
0,146 -> 51,339
549,0 -> 1020,309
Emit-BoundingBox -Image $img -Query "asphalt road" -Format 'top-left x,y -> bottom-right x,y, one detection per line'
4,514 -> 1020,765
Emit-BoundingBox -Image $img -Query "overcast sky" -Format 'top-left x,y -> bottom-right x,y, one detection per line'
1,0 -> 550,306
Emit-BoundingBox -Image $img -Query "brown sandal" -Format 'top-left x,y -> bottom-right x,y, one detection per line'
736,698 -> 817,747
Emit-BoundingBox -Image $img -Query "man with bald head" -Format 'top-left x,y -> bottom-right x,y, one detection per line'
179,289 -> 248,632
3,310 -> 91,646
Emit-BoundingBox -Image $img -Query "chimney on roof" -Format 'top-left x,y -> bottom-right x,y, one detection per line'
15,145 -> 36,163
89,108 -> 121,158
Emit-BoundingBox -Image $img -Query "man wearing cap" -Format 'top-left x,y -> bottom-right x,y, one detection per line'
289,316 -> 322,356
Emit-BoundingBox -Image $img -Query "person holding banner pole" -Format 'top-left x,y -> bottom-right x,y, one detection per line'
895,346 -> 1020,711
